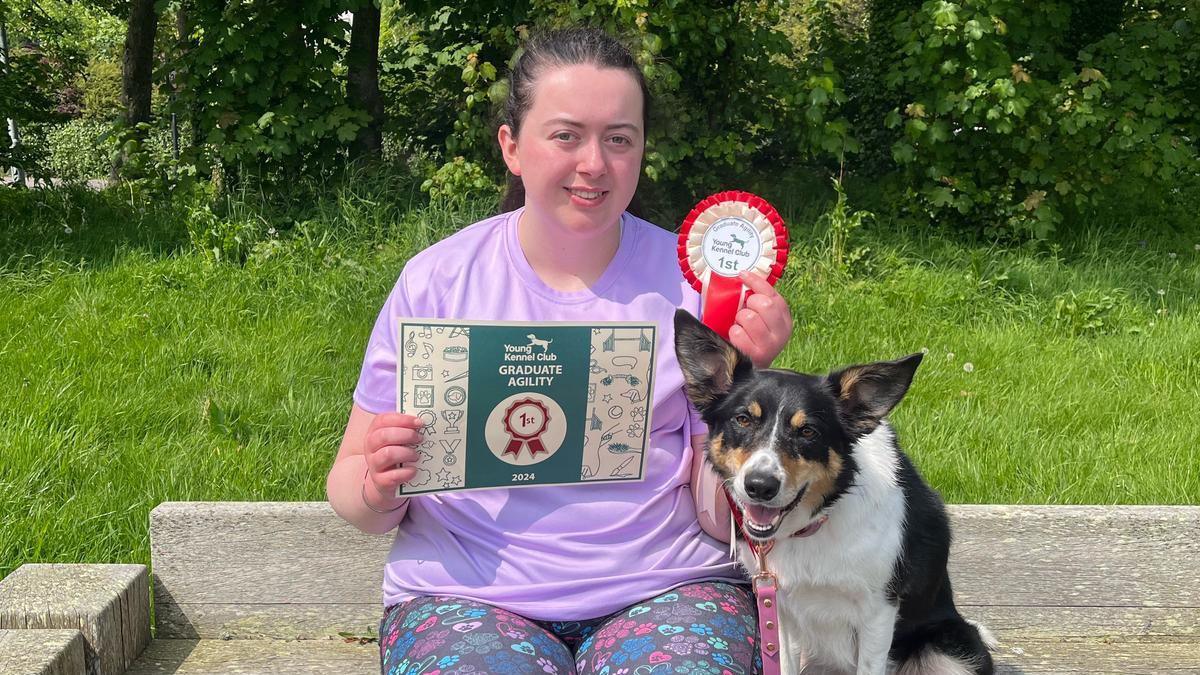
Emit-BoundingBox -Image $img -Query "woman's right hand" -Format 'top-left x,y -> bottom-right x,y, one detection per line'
362,412 -> 424,507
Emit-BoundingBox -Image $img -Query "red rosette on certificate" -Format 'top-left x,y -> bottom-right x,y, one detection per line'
678,191 -> 789,338
501,397 -> 550,459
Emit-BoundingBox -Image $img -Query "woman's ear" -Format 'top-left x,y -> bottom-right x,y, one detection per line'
498,124 -> 521,177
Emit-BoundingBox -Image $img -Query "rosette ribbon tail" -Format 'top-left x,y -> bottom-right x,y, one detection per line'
504,437 -> 547,458
701,273 -> 746,340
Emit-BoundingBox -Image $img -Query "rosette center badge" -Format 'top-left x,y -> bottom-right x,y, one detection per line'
702,216 -> 763,276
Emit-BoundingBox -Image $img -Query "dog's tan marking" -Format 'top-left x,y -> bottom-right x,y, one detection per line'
708,433 -> 724,455
838,367 -> 865,400
790,410 -> 807,428
748,401 -> 762,418
722,345 -> 741,389
778,450 -> 844,516
708,434 -> 754,478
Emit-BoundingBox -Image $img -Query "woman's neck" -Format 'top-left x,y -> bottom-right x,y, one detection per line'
516,211 -> 622,292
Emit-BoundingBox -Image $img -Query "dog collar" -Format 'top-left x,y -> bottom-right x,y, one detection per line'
790,514 -> 829,538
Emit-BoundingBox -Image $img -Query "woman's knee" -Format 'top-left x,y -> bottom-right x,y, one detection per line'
575,582 -> 761,674
380,595 -> 574,674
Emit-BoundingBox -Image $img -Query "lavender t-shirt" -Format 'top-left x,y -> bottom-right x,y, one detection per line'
353,209 -> 741,620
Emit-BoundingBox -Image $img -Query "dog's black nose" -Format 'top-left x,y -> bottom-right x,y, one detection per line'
744,474 -> 780,502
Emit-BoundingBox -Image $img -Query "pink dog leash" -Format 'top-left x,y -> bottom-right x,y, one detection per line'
726,487 -> 828,675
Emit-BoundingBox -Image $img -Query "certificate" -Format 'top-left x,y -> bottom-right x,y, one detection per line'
396,319 -> 657,495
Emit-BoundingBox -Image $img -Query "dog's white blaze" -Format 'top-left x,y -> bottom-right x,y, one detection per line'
738,423 -> 907,673
733,411 -> 788,503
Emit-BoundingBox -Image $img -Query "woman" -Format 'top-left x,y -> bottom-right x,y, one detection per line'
327,27 -> 794,674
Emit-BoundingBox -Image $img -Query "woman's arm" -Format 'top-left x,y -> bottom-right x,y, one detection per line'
326,404 -> 416,535
690,432 -> 733,544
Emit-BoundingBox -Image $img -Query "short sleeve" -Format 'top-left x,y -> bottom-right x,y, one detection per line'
352,272 -> 416,414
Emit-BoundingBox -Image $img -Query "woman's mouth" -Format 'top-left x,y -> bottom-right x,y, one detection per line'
566,187 -> 607,205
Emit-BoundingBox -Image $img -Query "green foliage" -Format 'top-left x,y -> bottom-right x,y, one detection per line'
0,46 -> 66,173
169,0 -> 370,178
879,0 -> 1199,238
80,59 -> 124,119
1053,289 -> 1126,336
818,177 -> 873,275
420,156 -> 501,211
185,201 -> 269,265
44,118 -> 117,183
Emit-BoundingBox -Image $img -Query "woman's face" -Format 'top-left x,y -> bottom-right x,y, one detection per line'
499,63 -> 644,241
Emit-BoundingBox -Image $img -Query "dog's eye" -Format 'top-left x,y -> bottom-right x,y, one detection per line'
735,413 -> 752,427
798,425 -> 817,439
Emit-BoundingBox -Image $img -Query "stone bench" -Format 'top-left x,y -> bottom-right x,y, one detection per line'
1,502 -> 1197,673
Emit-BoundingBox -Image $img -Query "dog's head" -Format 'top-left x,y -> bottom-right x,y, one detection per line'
673,309 -> 922,542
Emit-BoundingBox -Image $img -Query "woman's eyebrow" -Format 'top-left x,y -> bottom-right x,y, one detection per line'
543,117 -> 641,133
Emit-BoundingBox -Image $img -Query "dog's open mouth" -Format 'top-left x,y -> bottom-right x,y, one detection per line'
739,485 -> 806,541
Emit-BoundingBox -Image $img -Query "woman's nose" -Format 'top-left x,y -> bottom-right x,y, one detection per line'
576,139 -> 607,176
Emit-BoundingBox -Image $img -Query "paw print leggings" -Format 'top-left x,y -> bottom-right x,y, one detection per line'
379,581 -> 761,675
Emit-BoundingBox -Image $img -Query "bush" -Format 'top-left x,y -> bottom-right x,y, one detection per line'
45,118 -> 116,183
80,59 -> 123,120
878,0 -> 1199,238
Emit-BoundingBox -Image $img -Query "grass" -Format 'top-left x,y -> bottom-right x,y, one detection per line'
1,173 -> 1198,581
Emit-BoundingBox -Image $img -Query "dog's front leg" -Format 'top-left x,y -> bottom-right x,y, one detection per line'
854,604 -> 897,675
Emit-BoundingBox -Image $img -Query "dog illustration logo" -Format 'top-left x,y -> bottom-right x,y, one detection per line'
727,233 -> 749,250
526,334 -> 553,353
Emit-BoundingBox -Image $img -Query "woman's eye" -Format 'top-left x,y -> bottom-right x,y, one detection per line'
735,414 -> 752,427
554,132 -> 575,142
609,135 -> 630,145
798,425 -> 816,439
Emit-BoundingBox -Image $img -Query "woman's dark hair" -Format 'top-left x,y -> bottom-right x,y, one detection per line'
499,27 -> 650,215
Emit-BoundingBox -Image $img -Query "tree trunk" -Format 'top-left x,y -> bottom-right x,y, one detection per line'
346,2 -> 384,161
176,1 -> 202,150
122,0 -> 158,125
114,0 -> 159,179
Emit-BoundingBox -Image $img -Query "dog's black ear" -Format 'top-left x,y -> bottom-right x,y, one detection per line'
673,309 -> 754,411
826,353 -> 923,436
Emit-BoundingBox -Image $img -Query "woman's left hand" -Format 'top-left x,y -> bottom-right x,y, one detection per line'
729,271 -> 794,368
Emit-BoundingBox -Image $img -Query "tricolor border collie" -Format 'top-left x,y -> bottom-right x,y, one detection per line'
674,310 -> 995,675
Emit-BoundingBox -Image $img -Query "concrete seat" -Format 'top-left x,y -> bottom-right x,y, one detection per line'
3,502 -> 1198,673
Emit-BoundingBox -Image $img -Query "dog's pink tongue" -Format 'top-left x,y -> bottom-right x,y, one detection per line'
744,504 -> 781,526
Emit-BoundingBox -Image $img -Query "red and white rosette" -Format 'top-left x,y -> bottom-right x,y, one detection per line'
678,191 -> 788,338
501,397 -> 550,459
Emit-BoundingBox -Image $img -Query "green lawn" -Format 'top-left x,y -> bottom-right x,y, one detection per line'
2,183 -> 1198,580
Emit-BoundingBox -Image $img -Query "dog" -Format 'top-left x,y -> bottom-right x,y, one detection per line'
526,334 -> 553,353
674,310 -> 994,675
728,233 -> 749,249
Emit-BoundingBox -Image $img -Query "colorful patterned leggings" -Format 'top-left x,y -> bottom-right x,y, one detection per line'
379,581 -> 761,675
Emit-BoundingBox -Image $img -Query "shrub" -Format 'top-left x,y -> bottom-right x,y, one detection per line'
879,0 -> 1199,238
80,59 -> 123,120
380,0 -> 854,205
45,118 -> 116,183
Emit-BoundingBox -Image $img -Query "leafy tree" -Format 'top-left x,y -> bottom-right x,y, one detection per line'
168,0 -> 369,182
